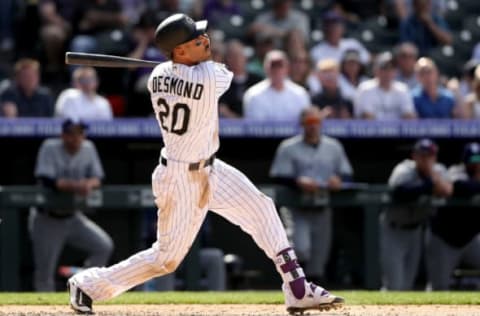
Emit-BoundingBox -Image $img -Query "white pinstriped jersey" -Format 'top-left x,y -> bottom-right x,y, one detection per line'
148,61 -> 233,162
69,59 -> 298,305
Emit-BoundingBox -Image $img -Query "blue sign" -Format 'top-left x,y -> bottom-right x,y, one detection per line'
0,118 -> 479,138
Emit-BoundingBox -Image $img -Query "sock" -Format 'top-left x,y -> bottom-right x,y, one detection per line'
275,247 -> 306,299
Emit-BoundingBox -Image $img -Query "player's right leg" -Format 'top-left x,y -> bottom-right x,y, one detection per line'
425,228 -> 461,290
68,163 -> 209,313
29,208 -> 68,291
209,160 -> 344,314
65,212 -> 114,268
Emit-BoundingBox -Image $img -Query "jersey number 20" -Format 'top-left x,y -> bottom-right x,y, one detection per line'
157,98 -> 190,135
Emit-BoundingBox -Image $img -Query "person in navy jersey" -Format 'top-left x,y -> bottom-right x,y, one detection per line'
400,0 -> 452,56
427,142 -> 480,290
412,57 -> 457,118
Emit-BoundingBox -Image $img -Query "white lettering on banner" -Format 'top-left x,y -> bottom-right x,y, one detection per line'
350,124 -> 378,137
12,124 -> 34,135
117,124 -> 141,136
452,125 -> 479,136
0,119 -> 480,138
36,122 -> 59,136
219,125 -> 244,136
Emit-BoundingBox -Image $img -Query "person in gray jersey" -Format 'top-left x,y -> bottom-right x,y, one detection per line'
426,142 -> 480,290
29,119 -> 113,291
381,139 -> 452,290
270,106 -> 353,282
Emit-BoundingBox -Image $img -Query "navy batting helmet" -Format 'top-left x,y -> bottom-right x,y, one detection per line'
462,142 -> 480,164
155,14 -> 208,57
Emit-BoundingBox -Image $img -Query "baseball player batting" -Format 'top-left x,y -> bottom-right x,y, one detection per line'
67,13 -> 344,315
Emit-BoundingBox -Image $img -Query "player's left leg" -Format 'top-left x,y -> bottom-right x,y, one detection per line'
68,163 -> 210,313
209,160 -> 344,314
309,208 -> 332,282
29,209 -> 69,291
425,228 -> 461,290
65,212 -> 114,267
460,234 -> 480,277
403,226 -> 422,290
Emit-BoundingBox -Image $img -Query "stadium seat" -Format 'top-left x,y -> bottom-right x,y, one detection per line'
428,45 -> 463,77
218,15 -> 250,41
456,0 -> 480,13
350,17 -> 399,54
237,0 -> 267,14
463,15 -> 480,39
310,29 -> 324,45
444,1 -> 465,31
452,30 -> 477,60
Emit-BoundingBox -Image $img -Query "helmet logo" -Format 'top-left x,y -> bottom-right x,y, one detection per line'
185,16 -> 195,26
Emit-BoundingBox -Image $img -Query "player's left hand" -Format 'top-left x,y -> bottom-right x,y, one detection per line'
296,176 -> 319,193
327,175 -> 342,191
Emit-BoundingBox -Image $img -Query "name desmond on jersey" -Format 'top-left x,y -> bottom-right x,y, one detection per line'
151,76 -> 204,100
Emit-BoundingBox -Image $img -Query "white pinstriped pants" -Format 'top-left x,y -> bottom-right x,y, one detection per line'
72,158 -> 290,300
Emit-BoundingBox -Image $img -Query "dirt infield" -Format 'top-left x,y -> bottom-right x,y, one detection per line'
1,304 -> 480,316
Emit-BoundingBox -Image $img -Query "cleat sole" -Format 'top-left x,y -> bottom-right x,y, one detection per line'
287,301 -> 344,315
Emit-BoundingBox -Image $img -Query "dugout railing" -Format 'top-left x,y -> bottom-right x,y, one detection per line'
1,185 -> 480,291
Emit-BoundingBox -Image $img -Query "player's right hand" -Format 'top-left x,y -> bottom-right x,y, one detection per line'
296,176 -> 318,193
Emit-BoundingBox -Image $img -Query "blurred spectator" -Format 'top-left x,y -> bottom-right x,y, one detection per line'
288,49 -> 311,90
209,37 -> 226,63
311,59 -> 353,119
283,29 -> 308,59
463,65 -> 480,119
243,50 -> 310,121
400,0 -> 452,56
270,106 -> 353,284
381,139 -> 452,290
332,0 -> 383,24
459,60 -> 479,100
427,142 -> 480,290
246,34 -> 275,78
249,0 -> 310,46
447,59 -> 479,109
394,42 -> 419,90
391,0 -> 446,21
148,0 -> 184,21
219,40 -> 262,118
30,119 -> 114,291
202,0 -> 240,28
354,52 -> 416,119
55,67 -> 113,120
0,58 -> 54,117
119,0 -> 145,24
0,0 -> 15,52
310,11 -> 370,67
14,1 -> 42,60
338,49 -> 369,101
38,0 -> 76,73
125,10 -> 165,117
473,43 -> 480,62
69,0 -> 127,54
412,57 -> 456,118
128,10 -> 164,68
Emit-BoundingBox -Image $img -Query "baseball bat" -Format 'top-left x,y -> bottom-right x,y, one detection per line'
65,52 -> 161,68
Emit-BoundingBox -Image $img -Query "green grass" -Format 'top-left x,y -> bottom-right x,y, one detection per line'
0,291 -> 480,305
